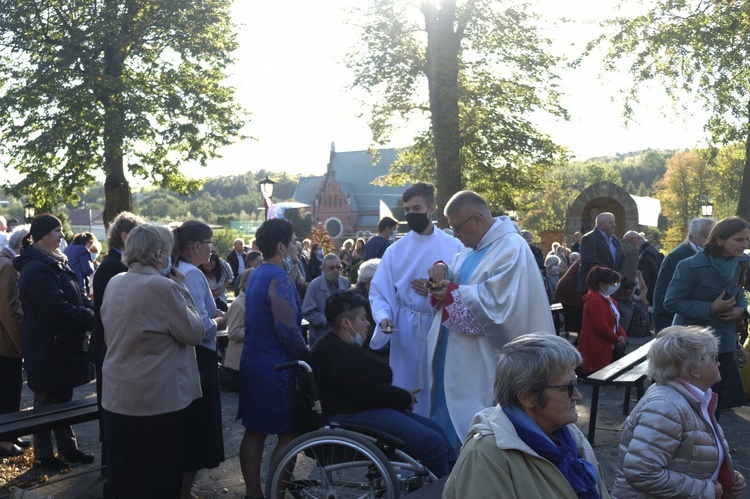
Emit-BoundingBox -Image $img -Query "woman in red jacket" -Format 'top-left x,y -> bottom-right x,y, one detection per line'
577,266 -> 627,375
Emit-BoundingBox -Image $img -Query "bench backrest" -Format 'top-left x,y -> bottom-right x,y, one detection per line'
587,339 -> 654,382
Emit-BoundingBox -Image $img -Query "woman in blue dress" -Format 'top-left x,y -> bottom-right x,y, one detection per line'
238,218 -> 308,499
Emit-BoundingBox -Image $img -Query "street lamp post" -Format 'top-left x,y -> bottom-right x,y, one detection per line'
259,176 -> 276,220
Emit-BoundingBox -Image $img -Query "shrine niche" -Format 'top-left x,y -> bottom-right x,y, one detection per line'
565,182 -> 639,243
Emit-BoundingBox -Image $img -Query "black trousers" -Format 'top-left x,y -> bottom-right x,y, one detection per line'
0,356 -> 22,415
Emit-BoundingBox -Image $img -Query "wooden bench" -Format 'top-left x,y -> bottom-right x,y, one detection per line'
0,397 -> 99,441
582,339 -> 653,444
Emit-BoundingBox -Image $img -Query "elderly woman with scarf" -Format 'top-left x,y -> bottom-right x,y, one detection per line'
664,216 -> 750,413
443,333 -> 609,499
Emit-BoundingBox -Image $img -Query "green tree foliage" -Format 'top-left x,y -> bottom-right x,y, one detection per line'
0,0 -> 245,225
348,0 -> 568,224
599,0 -> 750,218
654,150 -> 711,229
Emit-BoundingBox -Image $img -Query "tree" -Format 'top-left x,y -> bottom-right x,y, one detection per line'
0,0 -> 245,226
654,150 -> 712,230
348,0 -> 567,225
598,0 -> 750,219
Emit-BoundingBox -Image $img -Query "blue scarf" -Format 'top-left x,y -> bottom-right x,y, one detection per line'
708,253 -> 739,292
503,406 -> 601,499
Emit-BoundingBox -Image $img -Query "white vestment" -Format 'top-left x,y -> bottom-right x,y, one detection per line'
427,217 -> 555,443
369,228 -> 463,417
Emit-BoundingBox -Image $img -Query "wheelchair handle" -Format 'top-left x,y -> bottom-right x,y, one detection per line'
275,360 -> 313,374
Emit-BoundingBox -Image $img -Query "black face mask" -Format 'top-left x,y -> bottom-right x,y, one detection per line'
406,212 -> 431,233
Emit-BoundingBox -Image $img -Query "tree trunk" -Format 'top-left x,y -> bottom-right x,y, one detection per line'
424,1 -> 463,228
100,0 -> 134,229
103,156 -> 132,230
738,99 -> 750,220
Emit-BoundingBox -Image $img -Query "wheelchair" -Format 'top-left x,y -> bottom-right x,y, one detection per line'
265,360 -> 439,498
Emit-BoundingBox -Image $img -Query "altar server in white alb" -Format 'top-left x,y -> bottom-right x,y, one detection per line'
427,190 -> 555,451
369,182 -> 463,417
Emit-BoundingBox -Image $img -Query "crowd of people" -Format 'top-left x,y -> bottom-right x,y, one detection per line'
0,191 -> 748,498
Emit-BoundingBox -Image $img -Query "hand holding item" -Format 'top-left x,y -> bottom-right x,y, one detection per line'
379,318 -> 395,334
711,291 -> 735,315
408,388 -> 421,411
427,263 -> 448,283
215,309 -> 227,329
616,336 -> 626,348
411,278 -> 429,297
427,280 -> 451,302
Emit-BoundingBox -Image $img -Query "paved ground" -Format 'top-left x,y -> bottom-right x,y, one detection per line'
3,333 -> 750,498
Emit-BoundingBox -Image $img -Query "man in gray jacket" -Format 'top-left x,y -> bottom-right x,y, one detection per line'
302,253 -> 350,346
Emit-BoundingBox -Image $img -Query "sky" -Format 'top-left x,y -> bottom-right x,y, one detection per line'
199,0 -> 709,183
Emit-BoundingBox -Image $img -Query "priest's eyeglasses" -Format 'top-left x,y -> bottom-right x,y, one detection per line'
546,378 -> 578,398
450,213 -> 481,234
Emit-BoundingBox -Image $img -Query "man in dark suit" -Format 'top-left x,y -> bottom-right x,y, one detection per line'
577,212 -> 634,329
570,231 -> 582,253
521,230 -> 545,270
226,238 -> 248,295
91,212 -> 143,470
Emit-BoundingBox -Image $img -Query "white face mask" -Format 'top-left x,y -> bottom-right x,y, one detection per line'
90,252 -> 98,262
160,256 -> 172,277
602,282 -> 620,296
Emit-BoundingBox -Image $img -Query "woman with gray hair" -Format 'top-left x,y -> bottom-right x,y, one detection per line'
612,326 -> 746,498
101,223 -> 205,498
347,258 -> 380,347
443,333 -> 609,499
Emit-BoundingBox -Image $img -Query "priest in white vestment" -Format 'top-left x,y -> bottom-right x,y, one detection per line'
427,191 -> 555,450
369,183 -> 463,417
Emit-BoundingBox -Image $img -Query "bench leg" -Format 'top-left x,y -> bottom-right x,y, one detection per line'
623,385 -> 632,415
588,385 -> 600,444
636,380 -> 645,401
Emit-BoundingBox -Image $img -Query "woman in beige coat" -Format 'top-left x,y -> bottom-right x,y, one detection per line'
101,223 -> 204,499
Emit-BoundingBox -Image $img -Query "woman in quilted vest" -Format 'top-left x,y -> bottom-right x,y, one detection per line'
612,326 -> 746,498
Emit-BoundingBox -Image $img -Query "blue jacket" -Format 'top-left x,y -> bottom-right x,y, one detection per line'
651,242 -> 697,333
63,243 -> 93,292
664,250 -> 749,353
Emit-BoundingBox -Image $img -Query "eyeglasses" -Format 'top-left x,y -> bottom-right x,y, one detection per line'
450,213 -> 480,233
546,377 -> 578,398
705,353 -> 719,363
325,265 -> 342,270
200,240 -> 214,247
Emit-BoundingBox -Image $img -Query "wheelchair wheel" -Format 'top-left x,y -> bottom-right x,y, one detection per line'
266,428 -> 400,499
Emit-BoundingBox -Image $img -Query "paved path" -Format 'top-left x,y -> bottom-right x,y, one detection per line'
5,334 -> 750,498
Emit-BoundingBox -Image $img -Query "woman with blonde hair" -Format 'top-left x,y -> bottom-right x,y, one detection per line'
612,326 -> 746,498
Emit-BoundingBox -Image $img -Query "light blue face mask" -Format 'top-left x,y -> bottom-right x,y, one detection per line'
160,256 -> 172,277
347,324 -> 365,348
90,252 -> 98,262
602,282 -> 620,296
282,255 -> 293,273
